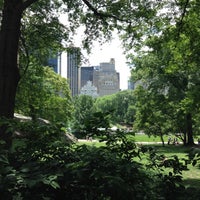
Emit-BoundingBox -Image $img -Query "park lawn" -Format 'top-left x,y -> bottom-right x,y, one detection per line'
161,145 -> 200,188
183,164 -> 200,188
77,133 -> 169,144
129,133 -> 200,143
77,140 -> 105,147
139,144 -> 200,188
78,139 -> 200,188
130,133 -> 169,143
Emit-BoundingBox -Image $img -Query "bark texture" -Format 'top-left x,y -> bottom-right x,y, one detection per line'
186,113 -> 194,145
0,0 -> 23,142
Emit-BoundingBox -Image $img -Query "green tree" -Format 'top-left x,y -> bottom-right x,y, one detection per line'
72,95 -> 94,137
133,85 -> 175,146
129,1 -> 200,145
93,94 -> 116,119
94,90 -> 136,125
113,90 -> 135,124
0,0 -> 169,143
15,63 -> 73,124
0,1 -> 71,143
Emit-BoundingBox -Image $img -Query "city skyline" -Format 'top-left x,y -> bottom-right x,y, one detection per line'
59,15 -> 130,90
50,51 -> 121,97
81,38 -> 130,90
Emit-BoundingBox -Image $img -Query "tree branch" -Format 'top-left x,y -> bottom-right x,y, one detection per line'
23,0 -> 38,10
179,0 -> 190,26
19,34 -> 30,79
81,0 -> 129,22
175,0 -> 190,40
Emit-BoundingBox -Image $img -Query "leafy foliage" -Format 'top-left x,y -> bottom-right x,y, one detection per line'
71,95 -> 95,137
129,0 -> 200,145
15,63 -> 73,124
1,120 -> 198,200
133,85 -> 175,146
94,90 -> 136,125
71,91 -> 136,138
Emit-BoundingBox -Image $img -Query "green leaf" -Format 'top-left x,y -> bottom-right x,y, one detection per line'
0,155 -> 9,165
50,181 -> 60,189
192,160 -> 197,166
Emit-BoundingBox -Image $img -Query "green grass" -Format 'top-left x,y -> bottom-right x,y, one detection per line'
130,133 -> 200,143
152,144 -> 189,155
78,137 -> 200,188
140,144 -> 200,188
129,133 -> 169,143
77,140 -> 105,147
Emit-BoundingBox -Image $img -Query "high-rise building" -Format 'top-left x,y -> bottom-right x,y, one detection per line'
47,48 -> 81,97
93,58 -> 120,96
47,53 -> 61,74
67,47 -> 81,97
49,53 -> 120,97
80,81 -> 98,98
81,66 -> 94,88
128,79 -> 134,90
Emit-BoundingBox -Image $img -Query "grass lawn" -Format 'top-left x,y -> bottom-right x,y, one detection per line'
154,145 -> 200,188
78,135 -> 200,188
128,133 -> 169,143
77,140 -> 105,147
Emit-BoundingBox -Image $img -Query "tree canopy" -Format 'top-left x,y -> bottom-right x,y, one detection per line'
94,90 -> 135,125
0,0 -> 199,143
129,0 -> 200,145
15,63 -> 73,124
1,1 -> 200,199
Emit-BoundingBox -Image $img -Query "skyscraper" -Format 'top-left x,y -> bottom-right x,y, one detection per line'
128,79 -> 134,90
93,58 -> 120,96
67,47 -> 81,97
47,48 -> 81,97
47,53 -> 61,74
80,66 -> 95,88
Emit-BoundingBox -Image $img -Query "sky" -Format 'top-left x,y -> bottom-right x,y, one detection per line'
60,15 -> 131,90
82,38 -> 131,90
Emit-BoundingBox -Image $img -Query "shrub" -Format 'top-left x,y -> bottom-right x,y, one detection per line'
0,121 -> 199,199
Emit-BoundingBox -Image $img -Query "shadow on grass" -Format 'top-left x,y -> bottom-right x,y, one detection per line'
183,178 -> 200,188
143,144 -> 190,154
147,144 -> 200,189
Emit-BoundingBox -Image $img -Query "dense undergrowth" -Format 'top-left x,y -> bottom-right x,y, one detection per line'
0,120 -> 200,200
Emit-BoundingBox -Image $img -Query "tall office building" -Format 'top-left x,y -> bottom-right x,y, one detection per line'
49,53 -> 120,97
128,79 -> 134,90
93,58 -> 120,96
67,47 -> 81,97
81,66 -> 94,88
80,81 -> 98,98
47,48 -> 81,97
47,53 -> 61,74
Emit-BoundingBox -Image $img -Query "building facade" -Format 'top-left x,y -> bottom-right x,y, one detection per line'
81,66 -> 94,88
93,58 -> 120,96
67,48 -> 81,97
47,48 -> 81,97
80,81 -> 98,98
128,79 -> 134,90
47,53 -> 61,74
49,54 -> 120,97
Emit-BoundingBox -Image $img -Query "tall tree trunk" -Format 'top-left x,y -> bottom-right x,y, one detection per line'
180,127 -> 187,145
160,132 -> 165,147
183,131 -> 187,145
0,1 -> 23,144
186,113 -> 194,145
